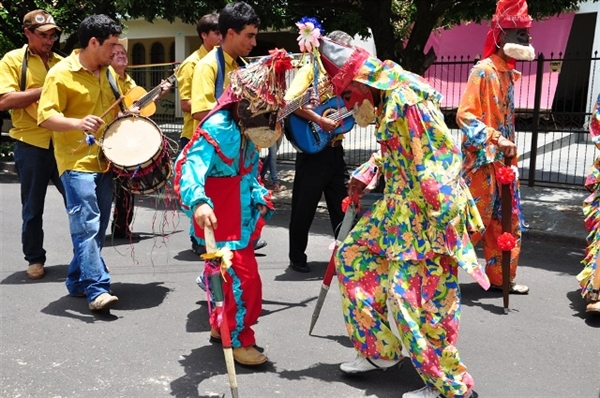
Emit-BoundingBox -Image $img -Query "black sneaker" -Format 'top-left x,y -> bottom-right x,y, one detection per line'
254,239 -> 267,251
191,241 -> 206,255
289,262 -> 310,273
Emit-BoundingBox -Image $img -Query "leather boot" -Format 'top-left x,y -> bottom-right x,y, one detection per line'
232,346 -> 268,366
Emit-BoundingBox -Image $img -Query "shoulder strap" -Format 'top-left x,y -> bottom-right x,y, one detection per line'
215,47 -> 226,100
106,69 -> 126,112
20,46 -> 29,92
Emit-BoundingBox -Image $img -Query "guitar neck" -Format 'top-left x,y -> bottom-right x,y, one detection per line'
277,91 -> 312,120
132,73 -> 177,110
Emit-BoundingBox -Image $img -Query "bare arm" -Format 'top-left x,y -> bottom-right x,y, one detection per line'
293,107 -> 337,133
192,109 -> 209,122
0,88 -> 42,111
40,114 -> 105,133
180,99 -> 191,113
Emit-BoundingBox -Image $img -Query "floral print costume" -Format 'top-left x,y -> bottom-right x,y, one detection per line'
335,58 -> 489,398
578,94 -> 600,303
456,54 -> 525,287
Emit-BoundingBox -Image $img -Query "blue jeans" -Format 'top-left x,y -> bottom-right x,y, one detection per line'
13,141 -> 65,265
61,171 -> 113,302
260,144 -> 279,185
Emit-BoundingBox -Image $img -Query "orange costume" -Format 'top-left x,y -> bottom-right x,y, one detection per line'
456,0 -> 533,288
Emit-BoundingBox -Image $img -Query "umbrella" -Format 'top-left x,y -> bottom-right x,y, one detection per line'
309,192 -> 360,335
500,156 -> 513,314
203,226 -> 239,398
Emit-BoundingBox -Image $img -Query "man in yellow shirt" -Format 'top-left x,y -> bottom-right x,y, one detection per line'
188,1 -> 268,255
176,13 -> 221,150
0,9 -> 65,280
109,39 -> 172,240
38,14 -> 123,312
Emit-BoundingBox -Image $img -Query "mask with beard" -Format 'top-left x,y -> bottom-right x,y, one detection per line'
235,99 -> 281,148
341,81 -> 375,128
501,28 -> 535,61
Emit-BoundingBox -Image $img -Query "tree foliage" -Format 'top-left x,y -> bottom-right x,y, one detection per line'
1,0 -> 596,74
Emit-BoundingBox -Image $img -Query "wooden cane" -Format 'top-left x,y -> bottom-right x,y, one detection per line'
501,156 -> 513,314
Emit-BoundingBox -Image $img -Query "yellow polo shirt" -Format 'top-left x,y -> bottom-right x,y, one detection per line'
176,45 -> 210,140
38,50 -> 121,175
114,70 -> 137,94
0,45 -> 62,148
191,48 -> 238,120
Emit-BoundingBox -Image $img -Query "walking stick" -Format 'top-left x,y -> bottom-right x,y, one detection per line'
309,191 -> 359,335
204,226 -> 239,398
500,156 -> 513,314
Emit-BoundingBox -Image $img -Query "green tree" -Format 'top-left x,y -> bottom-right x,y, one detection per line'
1,0 -> 595,74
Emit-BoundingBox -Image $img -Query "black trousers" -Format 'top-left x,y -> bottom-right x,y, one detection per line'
289,145 -> 347,265
112,182 -> 134,235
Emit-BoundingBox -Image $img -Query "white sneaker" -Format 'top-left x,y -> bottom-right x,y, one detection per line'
88,293 -> 118,311
339,355 -> 401,374
402,387 -> 443,398
196,275 -> 206,291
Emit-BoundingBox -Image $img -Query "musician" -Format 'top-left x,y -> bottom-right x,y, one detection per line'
0,9 -> 65,280
456,0 -> 534,295
38,15 -> 123,311
313,35 -> 488,397
190,1 -> 267,255
579,92 -> 600,315
176,13 -> 222,254
285,30 -> 352,273
175,50 -> 292,366
110,39 -> 171,240
176,13 -> 221,150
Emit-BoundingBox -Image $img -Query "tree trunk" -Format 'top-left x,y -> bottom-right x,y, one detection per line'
359,0 -> 403,63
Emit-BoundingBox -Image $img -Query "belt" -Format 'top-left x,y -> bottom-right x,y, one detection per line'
329,140 -> 342,148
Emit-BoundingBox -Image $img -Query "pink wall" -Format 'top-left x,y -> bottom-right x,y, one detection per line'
423,13 -> 575,109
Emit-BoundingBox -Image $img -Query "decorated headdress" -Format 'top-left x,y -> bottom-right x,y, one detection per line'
483,0 -> 533,62
198,48 -> 293,148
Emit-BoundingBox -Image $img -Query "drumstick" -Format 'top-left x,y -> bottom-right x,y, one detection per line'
99,96 -> 124,120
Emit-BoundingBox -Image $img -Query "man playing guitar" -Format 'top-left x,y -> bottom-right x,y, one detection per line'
285,30 -> 353,274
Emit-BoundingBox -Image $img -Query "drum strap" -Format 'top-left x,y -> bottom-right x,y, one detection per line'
106,69 -> 126,112
20,46 -> 28,92
215,47 -> 226,100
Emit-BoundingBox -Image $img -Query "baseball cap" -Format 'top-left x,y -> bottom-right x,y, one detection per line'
23,10 -> 61,32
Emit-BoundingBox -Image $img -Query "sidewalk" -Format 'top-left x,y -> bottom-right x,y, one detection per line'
269,161 -> 590,248
1,159 -> 590,247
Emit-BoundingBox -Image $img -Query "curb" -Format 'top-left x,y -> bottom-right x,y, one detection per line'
522,228 -> 587,247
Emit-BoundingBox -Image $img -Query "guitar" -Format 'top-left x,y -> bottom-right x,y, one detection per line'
123,67 -> 179,117
286,96 -> 355,154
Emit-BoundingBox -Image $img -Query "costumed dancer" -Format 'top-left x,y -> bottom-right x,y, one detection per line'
578,93 -> 600,314
456,0 -> 536,294
174,49 -> 293,366
311,35 -> 489,397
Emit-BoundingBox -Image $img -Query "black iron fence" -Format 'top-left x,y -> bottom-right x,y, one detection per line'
133,52 -> 600,188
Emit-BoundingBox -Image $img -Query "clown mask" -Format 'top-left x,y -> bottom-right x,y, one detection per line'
501,28 -> 535,61
341,81 -> 376,127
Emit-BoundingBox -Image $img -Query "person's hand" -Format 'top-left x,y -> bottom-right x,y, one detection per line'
155,79 -> 173,101
194,203 -> 217,230
348,177 -> 367,198
257,204 -> 267,216
497,136 -> 517,158
319,116 -> 338,133
78,115 -> 105,133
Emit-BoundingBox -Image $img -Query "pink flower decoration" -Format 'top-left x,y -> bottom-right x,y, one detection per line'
296,21 -> 321,52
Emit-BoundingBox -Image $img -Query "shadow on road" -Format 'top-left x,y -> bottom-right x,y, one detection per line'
0,264 -> 68,285
39,282 -> 170,323
566,289 -> 600,328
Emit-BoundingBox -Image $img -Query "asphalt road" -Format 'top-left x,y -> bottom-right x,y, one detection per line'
1,177 -> 599,398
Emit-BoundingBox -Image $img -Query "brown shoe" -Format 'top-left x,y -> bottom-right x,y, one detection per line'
209,328 -> 222,343
490,282 -> 529,295
26,263 -> 45,280
232,346 -> 268,366
586,301 -> 600,314
88,293 -> 118,311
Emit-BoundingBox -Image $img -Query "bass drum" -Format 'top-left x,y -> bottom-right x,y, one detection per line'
101,114 -> 172,194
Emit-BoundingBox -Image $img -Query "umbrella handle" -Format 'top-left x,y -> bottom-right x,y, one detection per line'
204,225 -> 217,253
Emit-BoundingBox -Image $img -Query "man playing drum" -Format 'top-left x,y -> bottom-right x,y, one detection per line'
38,15 -> 123,311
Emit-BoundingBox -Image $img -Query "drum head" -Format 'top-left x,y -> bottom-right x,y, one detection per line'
102,116 -> 163,168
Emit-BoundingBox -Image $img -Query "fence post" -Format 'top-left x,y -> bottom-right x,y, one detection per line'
527,53 -> 545,187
